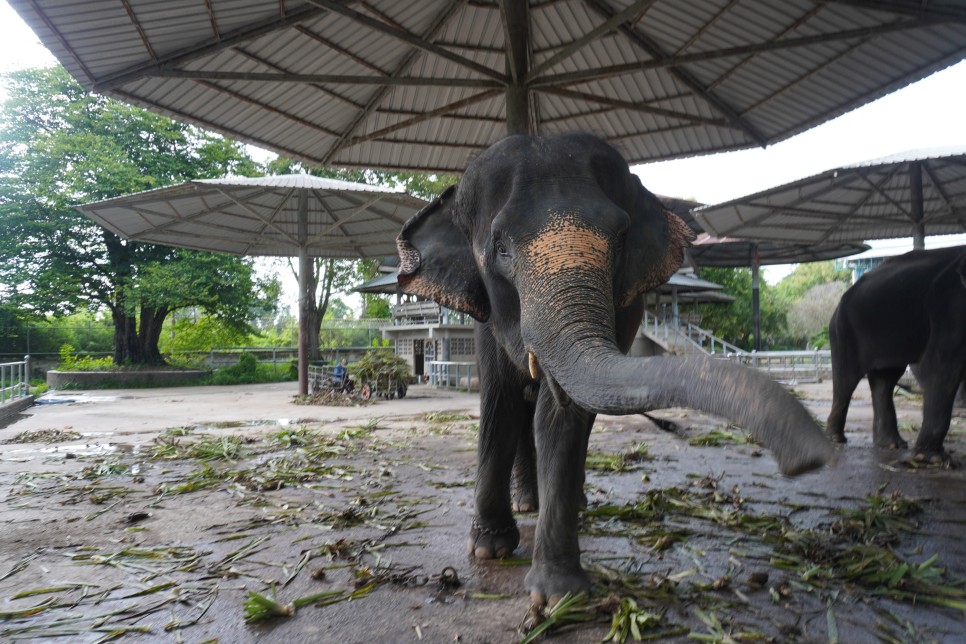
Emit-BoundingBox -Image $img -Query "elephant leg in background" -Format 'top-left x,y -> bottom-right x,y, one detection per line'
914,365 -> 965,462
525,386 -> 596,603
511,413 -> 538,512
826,356 -> 863,444
471,325 -> 532,559
868,367 -> 907,448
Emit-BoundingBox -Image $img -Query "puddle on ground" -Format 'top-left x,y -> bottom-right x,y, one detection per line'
35,394 -> 121,405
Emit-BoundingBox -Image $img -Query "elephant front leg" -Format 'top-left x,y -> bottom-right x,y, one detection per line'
869,368 -> 907,449
524,388 -> 594,605
470,334 -> 531,559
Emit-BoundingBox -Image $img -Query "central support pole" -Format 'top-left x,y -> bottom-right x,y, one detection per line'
909,161 -> 925,250
751,243 -> 761,352
297,189 -> 311,397
502,0 -> 532,135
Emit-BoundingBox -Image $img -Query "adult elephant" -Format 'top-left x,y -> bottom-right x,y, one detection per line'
826,246 -> 966,463
396,133 -> 833,604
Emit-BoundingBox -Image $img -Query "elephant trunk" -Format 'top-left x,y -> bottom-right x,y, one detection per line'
520,283 -> 833,476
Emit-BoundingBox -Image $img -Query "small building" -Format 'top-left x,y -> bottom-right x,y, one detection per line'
354,266 -> 476,387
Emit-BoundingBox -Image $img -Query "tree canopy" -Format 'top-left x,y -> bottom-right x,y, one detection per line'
0,66 -> 274,364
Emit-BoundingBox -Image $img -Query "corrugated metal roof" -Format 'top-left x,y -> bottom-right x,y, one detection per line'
10,1 -> 966,173
77,174 -> 426,258
689,235 -> 870,266
693,147 -> 966,243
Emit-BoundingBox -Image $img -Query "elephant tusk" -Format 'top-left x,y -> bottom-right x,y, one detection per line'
528,351 -> 540,380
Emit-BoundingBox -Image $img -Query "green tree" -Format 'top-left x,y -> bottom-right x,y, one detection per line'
774,261 -> 853,348
786,281 -> 848,348
773,261 -> 852,304
264,159 -> 450,357
696,267 -> 785,351
0,66 -> 265,365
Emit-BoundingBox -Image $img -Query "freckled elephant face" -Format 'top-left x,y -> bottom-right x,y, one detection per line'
516,213 -> 615,323
521,214 -> 613,276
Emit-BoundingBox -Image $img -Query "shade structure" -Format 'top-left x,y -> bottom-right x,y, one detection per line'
693,147 -> 966,246
354,271 -> 400,295
687,234 -> 869,351
78,174 -> 425,259
78,175 -> 426,396
10,1 -> 966,172
689,235 -> 871,268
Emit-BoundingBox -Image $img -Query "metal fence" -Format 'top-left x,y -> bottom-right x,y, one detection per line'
1,356 -> 31,404
427,361 -> 477,391
724,350 -> 832,382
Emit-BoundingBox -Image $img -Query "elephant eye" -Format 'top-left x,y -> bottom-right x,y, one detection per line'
495,239 -> 508,256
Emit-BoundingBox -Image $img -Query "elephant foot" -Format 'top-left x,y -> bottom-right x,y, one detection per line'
524,560 -> 591,607
468,517 -> 520,559
874,435 -> 908,450
912,448 -> 952,467
512,472 -> 539,513
512,491 -> 538,513
826,429 -> 847,445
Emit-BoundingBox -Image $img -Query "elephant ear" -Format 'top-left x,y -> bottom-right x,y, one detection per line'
396,185 -> 490,321
618,179 -> 696,308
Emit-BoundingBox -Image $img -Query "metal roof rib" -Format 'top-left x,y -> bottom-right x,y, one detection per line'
10,0 -> 966,171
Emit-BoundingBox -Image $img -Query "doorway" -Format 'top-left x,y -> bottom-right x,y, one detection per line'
413,340 -> 425,376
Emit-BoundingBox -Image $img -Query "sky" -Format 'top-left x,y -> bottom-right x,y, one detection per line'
2,1 -> 965,286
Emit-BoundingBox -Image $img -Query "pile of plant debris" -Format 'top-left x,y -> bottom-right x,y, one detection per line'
293,389 -> 369,407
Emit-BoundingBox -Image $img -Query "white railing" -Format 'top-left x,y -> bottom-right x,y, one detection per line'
724,350 -> 831,382
1,356 -> 31,404
427,361 -> 477,391
640,312 -> 831,381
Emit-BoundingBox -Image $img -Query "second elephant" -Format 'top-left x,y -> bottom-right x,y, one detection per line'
826,245 -> 966,462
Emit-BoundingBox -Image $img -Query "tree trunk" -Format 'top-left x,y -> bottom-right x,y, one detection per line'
111,307 -> 142,365
305,304 -> 322,360
138,306 -> 169,365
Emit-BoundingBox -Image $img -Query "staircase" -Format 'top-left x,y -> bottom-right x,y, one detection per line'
640,310 -> 746,357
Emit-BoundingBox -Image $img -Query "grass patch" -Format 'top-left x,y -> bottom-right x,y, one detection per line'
2,429 -> 82,444
688,428 -> 756,447
586,442 -> 651,473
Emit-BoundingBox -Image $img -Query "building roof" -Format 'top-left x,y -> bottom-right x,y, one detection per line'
11,0 -> 966,173
693,146 -> 966,243
78,174 -> 425,257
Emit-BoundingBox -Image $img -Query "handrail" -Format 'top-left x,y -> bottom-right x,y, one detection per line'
724,350 -> 831,382
641,310 -> 745,356
426,360 -> 476,391
0,356 -> 31,404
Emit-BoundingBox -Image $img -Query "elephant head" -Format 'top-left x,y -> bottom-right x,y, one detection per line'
397,133 -> 832,476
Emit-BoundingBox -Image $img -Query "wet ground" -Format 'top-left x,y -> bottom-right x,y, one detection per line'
0,380 -> 964,643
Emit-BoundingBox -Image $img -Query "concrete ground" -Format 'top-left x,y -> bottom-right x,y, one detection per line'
0,379 -> 964,643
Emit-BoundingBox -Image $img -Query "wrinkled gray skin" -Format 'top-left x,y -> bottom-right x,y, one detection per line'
396,133 -> 833,604
826,246 -> 966,463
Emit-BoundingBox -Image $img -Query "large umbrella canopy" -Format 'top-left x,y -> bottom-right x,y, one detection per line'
693,147 -> 966,246
78,174 -> 425,258
689,234 -> 870,267
10,1 -> 966,172
78,175 -> 426,396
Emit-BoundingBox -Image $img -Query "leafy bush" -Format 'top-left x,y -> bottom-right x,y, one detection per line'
205,354 -> 296,386
57,344 -> 114,371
